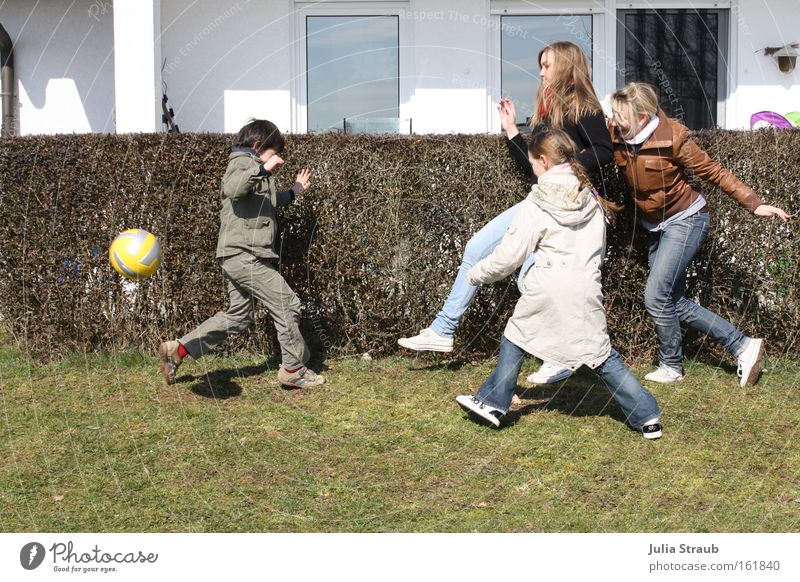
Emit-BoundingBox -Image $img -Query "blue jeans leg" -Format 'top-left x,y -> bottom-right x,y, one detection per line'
645,213 -> 747,369
430,202 -> 523,338
475,336 -> 526,413
595,349 -> 661,429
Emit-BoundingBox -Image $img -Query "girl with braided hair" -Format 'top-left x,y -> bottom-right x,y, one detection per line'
456,128 -> 662,439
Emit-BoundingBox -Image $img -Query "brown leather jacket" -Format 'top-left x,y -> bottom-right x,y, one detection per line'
610,110 -> 763,224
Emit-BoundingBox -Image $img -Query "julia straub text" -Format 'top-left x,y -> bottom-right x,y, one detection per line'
648,543 -> 719,556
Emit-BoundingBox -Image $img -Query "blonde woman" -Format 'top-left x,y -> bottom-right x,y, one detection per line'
609,82 -> 790,386
400,41 -> 613,385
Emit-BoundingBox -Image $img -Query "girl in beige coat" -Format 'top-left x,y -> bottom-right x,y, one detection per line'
456,129 -> 662,439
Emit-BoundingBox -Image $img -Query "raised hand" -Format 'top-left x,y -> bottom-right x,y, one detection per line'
293,168 -> 312,194
497,98 -> 519,138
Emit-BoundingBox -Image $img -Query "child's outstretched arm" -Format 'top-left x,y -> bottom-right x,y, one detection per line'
276,168 -> 312,207
467,208 -> 541,286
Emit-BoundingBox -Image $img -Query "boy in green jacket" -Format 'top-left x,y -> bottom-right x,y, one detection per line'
158,119 -> 324,388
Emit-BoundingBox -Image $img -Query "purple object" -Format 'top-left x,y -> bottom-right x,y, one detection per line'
750,111 -> 794,129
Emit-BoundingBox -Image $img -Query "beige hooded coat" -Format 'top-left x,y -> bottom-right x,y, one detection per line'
467,165 -> 611,369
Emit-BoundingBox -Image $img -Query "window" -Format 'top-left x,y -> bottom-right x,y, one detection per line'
306,15 -> 399,132
617,9 -> 729,129
500,15 -> 593,126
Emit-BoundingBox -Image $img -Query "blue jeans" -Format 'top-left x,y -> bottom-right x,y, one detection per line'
645,212 -> 747,370
476,337 -> 661,430
430,202 -> 535,337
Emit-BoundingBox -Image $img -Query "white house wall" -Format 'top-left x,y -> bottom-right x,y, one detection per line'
160,0 -> 294,133
726,0 -> 800,128
405,0 -> 492,134
114,0 -> 162,132
1,0 -> 798,134
0,0 -> 115,134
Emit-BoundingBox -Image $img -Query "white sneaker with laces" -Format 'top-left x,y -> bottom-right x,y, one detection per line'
526,360 -> 572,384
455,395 -> 504,428
737,338 -> 764,387
644,364 -> 684,384
398,328 -> 454,353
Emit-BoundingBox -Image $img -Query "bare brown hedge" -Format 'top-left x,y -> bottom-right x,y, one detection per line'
0,130 -> 797,364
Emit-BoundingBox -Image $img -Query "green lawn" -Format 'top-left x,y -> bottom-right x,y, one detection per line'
1,344 -> 798,532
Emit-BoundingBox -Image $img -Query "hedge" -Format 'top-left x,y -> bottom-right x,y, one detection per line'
0,130 -> 797,363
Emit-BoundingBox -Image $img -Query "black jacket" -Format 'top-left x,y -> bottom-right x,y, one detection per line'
506,110 -> 613,187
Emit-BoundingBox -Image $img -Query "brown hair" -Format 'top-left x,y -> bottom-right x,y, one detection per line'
531,41 -> 603,128
234,118 -> 285,154
528,128 -> 622,219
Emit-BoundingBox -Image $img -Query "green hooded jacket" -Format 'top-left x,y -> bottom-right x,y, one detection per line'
215,150 -> 294,259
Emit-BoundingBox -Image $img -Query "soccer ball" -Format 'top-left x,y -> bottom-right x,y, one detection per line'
109,228 -> 161,280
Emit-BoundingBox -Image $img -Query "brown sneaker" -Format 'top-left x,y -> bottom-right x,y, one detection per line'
158,340 -> 182,385
277,366 -> 325,388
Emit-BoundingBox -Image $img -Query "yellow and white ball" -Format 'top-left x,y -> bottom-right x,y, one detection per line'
109,228 -> 161,280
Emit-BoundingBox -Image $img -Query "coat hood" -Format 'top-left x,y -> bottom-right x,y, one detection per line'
528,164 -> 598,227
229,149 -> 259,160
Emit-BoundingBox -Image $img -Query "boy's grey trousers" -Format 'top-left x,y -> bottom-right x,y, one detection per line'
179,253 -> 310,369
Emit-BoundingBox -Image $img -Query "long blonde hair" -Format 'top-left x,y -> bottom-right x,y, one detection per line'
528,128 -> 622,219
611,82 -> 659,122
531,41 -> 603,128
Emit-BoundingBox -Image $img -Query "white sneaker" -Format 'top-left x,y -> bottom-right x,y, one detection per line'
455,395 -> 504,428
737,338 -> 764,387
644,364 -> 684,384
526,360 -> 572,384
398,328 -> 454,353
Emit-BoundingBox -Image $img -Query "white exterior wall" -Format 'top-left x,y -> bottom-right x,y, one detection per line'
0,0 -> 115,134
406,0 -> 492,134
160,0 -> 294,134
113,0 -> 162,132
726,0 -> 800,128
1,0 -> 798,135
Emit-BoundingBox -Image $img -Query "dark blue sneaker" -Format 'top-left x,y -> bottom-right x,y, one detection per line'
456,395 -> 504,428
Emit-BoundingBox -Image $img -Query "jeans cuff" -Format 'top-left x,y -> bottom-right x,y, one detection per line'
429,320 -> 455,339
732,335 -> 753,357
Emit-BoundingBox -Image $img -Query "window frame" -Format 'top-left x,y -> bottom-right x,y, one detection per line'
488,1 -> 606,133
616,6 -> 731,129
614,1 -> 735,128
293,1 -> 411,133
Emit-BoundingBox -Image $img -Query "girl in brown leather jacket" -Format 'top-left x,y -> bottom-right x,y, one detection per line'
609,82 -> 790,386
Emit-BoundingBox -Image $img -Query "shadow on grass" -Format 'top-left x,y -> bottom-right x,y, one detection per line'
175,358 -> 277,399
409,359 -> 470,372
459,367 -> 635,431
507,367 -> 630,427
175,353 -> 330,399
